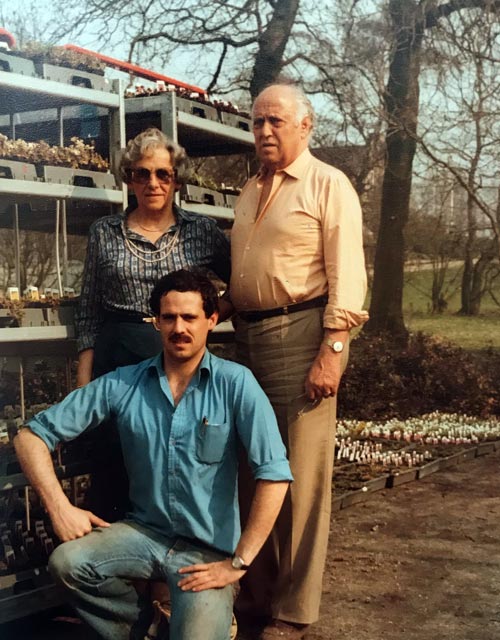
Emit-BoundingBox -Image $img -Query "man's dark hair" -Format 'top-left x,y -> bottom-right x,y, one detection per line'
149,269 -> 219,318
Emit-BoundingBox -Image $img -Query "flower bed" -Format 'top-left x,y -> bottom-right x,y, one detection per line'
333,413 -> 500,499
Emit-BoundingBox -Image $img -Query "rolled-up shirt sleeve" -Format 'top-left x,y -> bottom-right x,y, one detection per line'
27,374 -> 116,451
320,171 -> 369,330
233,368 -> 293,482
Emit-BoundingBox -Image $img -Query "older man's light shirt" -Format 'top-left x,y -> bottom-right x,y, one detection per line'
230,149 -> 368,330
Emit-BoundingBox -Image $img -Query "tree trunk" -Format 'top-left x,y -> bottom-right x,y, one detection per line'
431,263 -> 448,314
464,242 -> 496,315
459,251 -> 474,314
366,0 -> 424,339
249,0 -> 300,98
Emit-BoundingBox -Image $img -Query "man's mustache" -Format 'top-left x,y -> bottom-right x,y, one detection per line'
169,334 -> 191,343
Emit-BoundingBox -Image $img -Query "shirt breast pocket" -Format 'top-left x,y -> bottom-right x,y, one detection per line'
196,422 -> 230,464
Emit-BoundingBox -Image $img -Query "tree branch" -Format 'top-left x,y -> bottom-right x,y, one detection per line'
424,0 -> 500,30
207,42 -> 228,93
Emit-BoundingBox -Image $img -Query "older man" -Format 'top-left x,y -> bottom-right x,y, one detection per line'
231,84 -> 368,639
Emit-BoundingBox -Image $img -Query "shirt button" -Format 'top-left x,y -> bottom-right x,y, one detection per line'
240,274 -> 244,278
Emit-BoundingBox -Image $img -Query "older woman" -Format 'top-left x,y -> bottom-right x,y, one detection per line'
75,128 -> 231,523
76,127 -> 231,386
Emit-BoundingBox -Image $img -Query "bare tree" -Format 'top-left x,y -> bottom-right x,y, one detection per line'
7,0 -> 500,331
367,0 -> 500,338
414,7 -> 500,315
406,175 -> 463,313
48,0 -> 300,98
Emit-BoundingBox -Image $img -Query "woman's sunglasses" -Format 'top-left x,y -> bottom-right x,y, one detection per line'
129,167 -> 175,184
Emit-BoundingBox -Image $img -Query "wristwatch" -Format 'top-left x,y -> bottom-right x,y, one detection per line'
231,554 -> 250,570
325,338 -> 344,353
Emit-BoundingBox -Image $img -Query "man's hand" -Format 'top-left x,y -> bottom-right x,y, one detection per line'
177,558 -> 245,592
49,502 -> 110,542
305,330 -> 349,400
14,429 -> 109,543
305,345 -> 344,400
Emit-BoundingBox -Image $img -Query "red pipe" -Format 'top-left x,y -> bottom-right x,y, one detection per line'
0,28 -> 16,49
62,44 -> 207,95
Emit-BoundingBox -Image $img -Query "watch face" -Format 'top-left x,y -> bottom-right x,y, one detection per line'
231,555 -> 247,570
333,341 -> 343,353
326,338 -> 344,353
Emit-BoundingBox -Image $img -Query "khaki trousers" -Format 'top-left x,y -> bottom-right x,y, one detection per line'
235,307 -> 348,624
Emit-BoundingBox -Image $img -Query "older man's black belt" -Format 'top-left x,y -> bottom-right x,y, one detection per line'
238,295 -> 328,322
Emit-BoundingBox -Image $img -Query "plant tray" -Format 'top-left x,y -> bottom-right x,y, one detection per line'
331,496 -> 343,512
176,96 -> 218,122
476,442 -> 496,456
363,474 -> 390,492
72,169 -> 116,190
0,51 -> 36,77
19,309 -> 45,328
457,448 -> 479,463
219,111 -> 251,131
181,184 -> 225,207
224,193 -> 238,208
0,159 -> 38,182
37,63 -> 110,92
42,165 -> 73,185
416,459 -> 441,479
42,166 -> 116,188
341,476 -> 390,508
0,567 -> 62,624
439,450 -> 469,469
387,468 -> 418,487
42,307 -> 75,327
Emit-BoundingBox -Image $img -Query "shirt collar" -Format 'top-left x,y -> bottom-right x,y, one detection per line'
111,202 -> 191,227
148,349 -> 212,387
257,147 -> 312,181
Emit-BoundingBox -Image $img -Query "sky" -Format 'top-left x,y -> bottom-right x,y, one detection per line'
2,0 -> 209,90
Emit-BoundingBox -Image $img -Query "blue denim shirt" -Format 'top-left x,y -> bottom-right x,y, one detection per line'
28,350 -> 292,554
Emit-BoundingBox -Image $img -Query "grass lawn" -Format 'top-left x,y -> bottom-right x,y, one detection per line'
405,313 -> 500,350
395,266 -> 499,351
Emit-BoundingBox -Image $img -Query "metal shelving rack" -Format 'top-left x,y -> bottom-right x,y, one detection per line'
0,67 -> 125,624
124,91 -> 254,222
0,68 -> 251,625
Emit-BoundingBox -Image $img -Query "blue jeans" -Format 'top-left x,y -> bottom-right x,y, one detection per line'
48,520 -> 233,640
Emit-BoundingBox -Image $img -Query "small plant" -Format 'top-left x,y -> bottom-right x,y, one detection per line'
10,42 -> 105,75
3,299 -> 25,325
0,134 -> 109,171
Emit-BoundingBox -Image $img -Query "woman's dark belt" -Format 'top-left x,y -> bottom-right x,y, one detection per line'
103,310 -> 155,324
238,295 -> 328,323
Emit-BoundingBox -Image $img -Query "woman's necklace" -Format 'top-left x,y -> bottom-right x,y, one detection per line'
136,220 -> 171,233
124,224 -> 181,263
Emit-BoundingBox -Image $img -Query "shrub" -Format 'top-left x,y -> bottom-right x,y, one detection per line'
339,331 -> 499,420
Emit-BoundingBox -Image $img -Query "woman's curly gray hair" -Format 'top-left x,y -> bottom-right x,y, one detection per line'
119,127 -> 191,185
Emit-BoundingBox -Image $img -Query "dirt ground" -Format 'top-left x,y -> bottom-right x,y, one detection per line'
310,447 -> 500,640
1,448 -> 499,640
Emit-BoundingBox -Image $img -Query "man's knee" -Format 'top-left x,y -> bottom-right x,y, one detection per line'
48,540 -> 85,587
